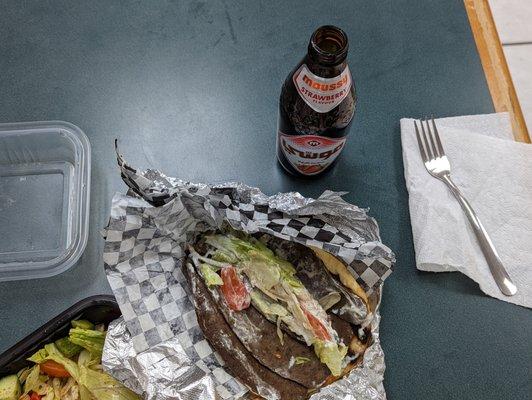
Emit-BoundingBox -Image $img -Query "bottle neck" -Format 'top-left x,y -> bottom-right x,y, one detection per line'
308,26 -> 348,62
304,56 -> 348,79
305,25 -> 349,78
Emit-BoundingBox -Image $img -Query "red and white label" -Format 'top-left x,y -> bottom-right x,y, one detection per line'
293,64 -> 352,113
279,132 -> 346,175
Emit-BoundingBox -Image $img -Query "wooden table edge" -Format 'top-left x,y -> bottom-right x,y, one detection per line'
464,0 -> 530,143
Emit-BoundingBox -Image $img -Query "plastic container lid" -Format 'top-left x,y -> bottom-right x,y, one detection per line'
0,121 -> 90,281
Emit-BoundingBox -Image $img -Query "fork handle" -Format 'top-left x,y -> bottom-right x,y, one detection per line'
441,175 -> 517,296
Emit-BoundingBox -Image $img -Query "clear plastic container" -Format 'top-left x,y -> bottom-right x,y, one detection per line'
0,121 -> 90,281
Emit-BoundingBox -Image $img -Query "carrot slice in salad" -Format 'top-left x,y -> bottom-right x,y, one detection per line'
39,360 -> 70,378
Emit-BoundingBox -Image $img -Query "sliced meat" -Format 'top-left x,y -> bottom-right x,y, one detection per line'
207,282 -> 330,389
185,263 -> 309,400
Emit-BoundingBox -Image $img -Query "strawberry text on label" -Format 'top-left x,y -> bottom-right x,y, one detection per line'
293,64 -> 352,113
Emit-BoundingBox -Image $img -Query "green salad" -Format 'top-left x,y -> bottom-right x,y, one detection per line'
0,320 -> 140,400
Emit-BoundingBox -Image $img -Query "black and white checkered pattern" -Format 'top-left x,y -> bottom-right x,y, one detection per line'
103,151 -> 395,399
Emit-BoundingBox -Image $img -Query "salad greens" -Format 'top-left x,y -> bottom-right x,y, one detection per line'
54,339 -> 82,359
68,329 -> 105,357
199,264 -> 223,287
2,320 -> 141,400
70,321 -> 94,331
294,356 -> 311,365
193,233 -> 349,376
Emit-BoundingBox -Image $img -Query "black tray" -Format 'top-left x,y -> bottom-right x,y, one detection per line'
0,295 -> 120,376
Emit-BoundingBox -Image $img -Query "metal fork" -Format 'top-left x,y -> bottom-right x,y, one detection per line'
414,118 -> 517,296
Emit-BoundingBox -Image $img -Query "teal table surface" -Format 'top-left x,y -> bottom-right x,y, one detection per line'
0,1 -> 530,399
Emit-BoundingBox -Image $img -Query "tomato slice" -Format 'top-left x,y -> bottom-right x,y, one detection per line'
303,308 -> 331,341
220,266 -> 250,311
30,392 -> 42,400
39,360 -> 70,378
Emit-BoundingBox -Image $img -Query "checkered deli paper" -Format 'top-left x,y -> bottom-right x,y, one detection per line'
101,149 -> 395,400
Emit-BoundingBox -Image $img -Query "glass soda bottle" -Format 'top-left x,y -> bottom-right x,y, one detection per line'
277,25 -> 357,177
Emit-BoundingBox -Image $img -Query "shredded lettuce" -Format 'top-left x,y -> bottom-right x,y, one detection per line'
69,328 -> 105,357
241,258 -> 280,290
204,234 -> 297,291
71,320 -> 94,330
78,366 -> 139,400
27,348 -> 48,364
200,263 -> 223,286
55,337 -> 83,358
17,366 -> 30,382
204,235 -> 240,258
51,377 -> 61,400
279,268 -> 303,288
77,349 -> 92,366
77,349 -> 100,368
313,341 -> 348,377
294,356 -> 311,365
79,384 -> 92,400
23,365 -> 41,394
250,290 -> 288,318
211,249 -> 238,264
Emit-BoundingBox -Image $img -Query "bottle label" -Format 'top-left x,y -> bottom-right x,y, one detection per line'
293,64 -> 352,113
278,132 -> 347,175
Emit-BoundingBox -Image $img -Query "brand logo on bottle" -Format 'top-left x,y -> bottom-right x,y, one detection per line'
279,132 -> 346,175
293,64 -> 352,113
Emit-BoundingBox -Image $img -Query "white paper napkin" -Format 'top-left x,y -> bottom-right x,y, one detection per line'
400,113 -> 532,308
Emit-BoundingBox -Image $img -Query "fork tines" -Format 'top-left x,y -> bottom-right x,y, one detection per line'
414,117 -> 445,162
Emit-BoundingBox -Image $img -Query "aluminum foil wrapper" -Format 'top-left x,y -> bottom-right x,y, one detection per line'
103,318 -> 217,400
101,151 -> 394,400
104,313 -> 385,400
